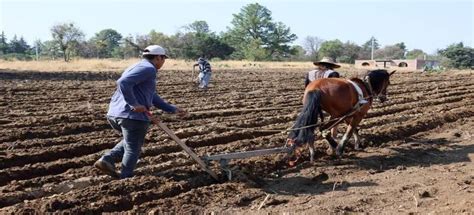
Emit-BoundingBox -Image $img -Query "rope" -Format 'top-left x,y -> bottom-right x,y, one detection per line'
208,84 -> 375,134
198,84 -> 374,134
214,106 -> 362,134
188,107 -> 292,115
172,79 -> 375,134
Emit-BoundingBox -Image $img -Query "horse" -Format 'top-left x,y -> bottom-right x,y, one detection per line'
286,69 -> 396,164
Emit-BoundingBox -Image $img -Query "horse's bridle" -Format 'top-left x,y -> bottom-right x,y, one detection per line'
363,75 -> 387,101
363,75 -> 375,98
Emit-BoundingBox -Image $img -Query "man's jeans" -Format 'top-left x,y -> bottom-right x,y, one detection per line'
100,116 -> 150,178
198,72 -> 211,88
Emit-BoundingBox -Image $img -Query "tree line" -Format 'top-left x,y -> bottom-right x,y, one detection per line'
0,3 -> 472,69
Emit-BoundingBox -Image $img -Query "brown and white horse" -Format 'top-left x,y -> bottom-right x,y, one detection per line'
286,69 -> 396,164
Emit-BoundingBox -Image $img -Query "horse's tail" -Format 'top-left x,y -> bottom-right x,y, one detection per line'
288,90 -> 322,145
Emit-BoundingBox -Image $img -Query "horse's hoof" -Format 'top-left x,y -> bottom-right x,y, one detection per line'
354,142 -> 364,150
326,147 -> 336,156
288,160 -> 297,167
335,147 -> 344,157
322,130 -> 331,138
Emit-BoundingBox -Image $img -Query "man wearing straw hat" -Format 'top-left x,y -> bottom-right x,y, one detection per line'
94,45 -> 187,179
304,56 -> 341,141
305,57 -> 341,87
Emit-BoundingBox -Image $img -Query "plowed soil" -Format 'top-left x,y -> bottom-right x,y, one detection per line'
0,68 -> 473,214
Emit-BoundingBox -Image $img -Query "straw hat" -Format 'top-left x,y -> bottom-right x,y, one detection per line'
313,57 -> 340,68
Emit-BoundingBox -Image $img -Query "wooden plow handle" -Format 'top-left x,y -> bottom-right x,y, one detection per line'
157,122 -> 219,181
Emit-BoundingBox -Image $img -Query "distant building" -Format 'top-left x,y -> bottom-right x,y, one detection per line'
355,59 -> 440,70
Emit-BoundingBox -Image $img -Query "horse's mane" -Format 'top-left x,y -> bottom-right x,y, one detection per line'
366,69 -> 390,92
367,69 -> 389,80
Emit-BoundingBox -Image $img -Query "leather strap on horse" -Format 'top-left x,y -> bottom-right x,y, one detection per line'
212,79 -> 372,134
364,75 -> 375,98
321,108 -> 359,131
213,105 -> 361,134
198,79 -> 374,133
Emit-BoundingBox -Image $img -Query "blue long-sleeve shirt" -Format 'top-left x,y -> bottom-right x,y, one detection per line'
107,59 -> 177,121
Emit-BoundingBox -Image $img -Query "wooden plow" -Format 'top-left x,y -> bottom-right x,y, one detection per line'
202,147 -> 292,180
150,111 -> 294,181
160,120 -> 292,180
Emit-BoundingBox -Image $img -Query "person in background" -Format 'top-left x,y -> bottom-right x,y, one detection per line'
305,57 -> 341,87
193,57 -> 212,89
304,56 -> 341,140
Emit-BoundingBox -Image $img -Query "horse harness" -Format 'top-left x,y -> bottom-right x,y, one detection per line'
288,74 -> 384,134
363,74 -> 387,102
347,79 -> 369,110
321,78 -> 373,131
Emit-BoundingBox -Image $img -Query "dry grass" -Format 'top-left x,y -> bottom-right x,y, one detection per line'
0,59 -> 143,72
0,58 -> 356,73
3,58 -> 468,75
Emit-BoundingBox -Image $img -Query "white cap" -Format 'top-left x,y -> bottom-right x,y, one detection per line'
142,45 -> 169,58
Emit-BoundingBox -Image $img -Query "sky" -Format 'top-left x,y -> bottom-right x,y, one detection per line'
0,0 -> 473,54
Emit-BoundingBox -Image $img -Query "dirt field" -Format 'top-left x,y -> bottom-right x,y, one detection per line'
0,68 -> 473,214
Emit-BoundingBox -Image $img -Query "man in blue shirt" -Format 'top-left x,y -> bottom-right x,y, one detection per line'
94,45 -> 187,179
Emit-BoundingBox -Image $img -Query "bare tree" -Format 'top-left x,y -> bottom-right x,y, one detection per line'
51,22 -> 84,61
124,37 -> 143,52
303,36 -> 324,60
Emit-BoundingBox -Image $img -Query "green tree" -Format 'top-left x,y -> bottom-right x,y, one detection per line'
225,3 -> 296,60
158,33 -> 183,59
178,32 -> 199,59
242,38 -> 269,61
395,42 -> 406,51
318,39 -> 344,61
359,36 -> 380,59
362,36 -> 380,49
168,21 -> 234,60
9,35 -> 30,54
374,45 -> 405,59
406,49 -> 426,59
266,22 -> 297,60
185,20 -> 210,34
149,30 -> 171,46
0,31 -> 8,54
41,40 -> 62,60
339,41 -> 361,63
438,42 -> 474,69
394,42 -> 407,58
50,22 -> 85,61
90,29 -> 122,58
288,45 -> 306,61
179,32 -> 234,60
146,30 -> 178,58
197,33 -> 234,59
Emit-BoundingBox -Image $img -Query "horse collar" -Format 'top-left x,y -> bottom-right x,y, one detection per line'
347,80 -> 368,105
